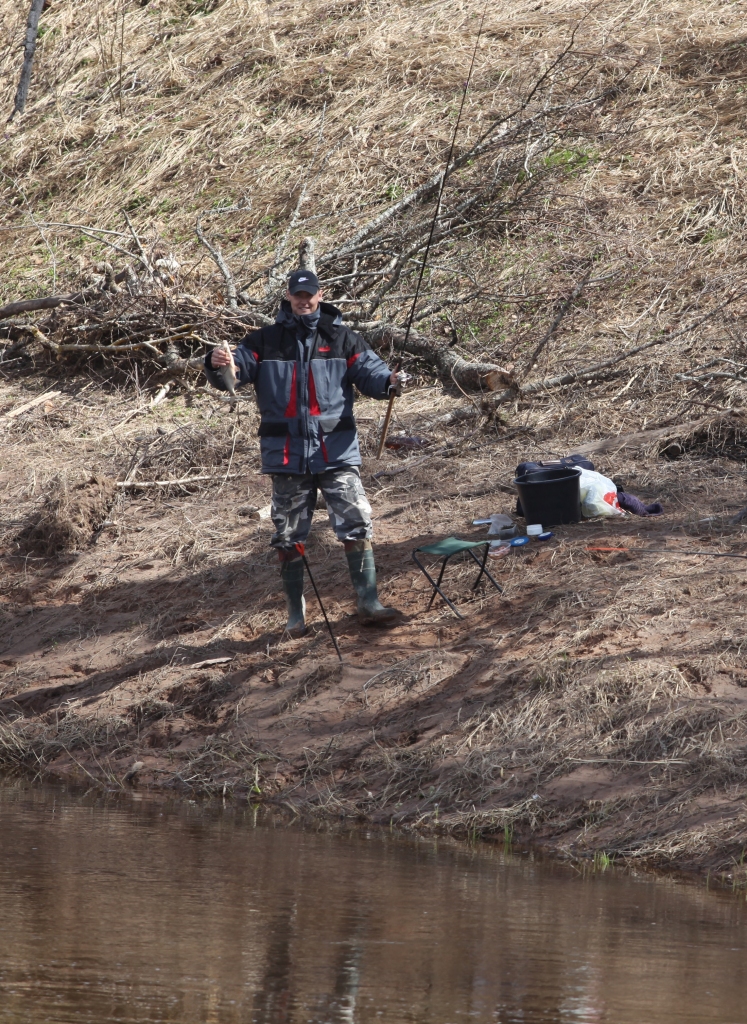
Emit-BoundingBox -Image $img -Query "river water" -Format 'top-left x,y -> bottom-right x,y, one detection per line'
0,781 -> 746,1024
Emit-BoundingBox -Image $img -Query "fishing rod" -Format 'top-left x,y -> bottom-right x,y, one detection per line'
376,2 -> 489,458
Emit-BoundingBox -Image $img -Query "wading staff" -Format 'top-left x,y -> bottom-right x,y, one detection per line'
376,2 -> 489,458
302,554 -> 344,663
375,359 -> 401,459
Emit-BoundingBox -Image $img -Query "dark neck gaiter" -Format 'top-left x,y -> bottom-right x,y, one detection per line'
298,309 -> 321,335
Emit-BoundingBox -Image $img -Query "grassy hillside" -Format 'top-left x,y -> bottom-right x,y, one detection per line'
2,0 -> 747,370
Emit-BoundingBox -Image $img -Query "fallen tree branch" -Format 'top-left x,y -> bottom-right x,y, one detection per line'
319,85 -> 571,268
364,323 -> 512,390
116,472 -> 241,489
522,269 -> 592,377
676,371 -> 747,385
0,357 -> 26,371
18,325 -> 206,375
569,416 -> 714,456
0,286 -> 105,320
195,216 -> 238,309
0,269 -> 131,319
234,305 -> 274,327
9,0 -> 44,122
362,280 -> 663,392
122,210 -> 153,275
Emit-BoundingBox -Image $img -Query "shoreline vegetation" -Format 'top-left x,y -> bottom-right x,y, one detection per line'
2,0 -> 747,888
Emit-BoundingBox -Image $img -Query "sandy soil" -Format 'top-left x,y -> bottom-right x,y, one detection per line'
2,378 -> 747,888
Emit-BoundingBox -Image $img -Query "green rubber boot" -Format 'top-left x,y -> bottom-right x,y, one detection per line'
344,540 -> 399,626
280,557 -> 307,637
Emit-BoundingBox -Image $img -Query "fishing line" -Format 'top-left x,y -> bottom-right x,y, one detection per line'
400,1 -> 489,349
376,1 -> 489,459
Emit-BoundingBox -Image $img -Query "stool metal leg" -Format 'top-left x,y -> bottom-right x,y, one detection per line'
412,551 -> 464,620
426,555 -> 450,609
467,545 -> 504,593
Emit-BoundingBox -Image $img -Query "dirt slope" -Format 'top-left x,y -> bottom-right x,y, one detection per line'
1,379 -> 747,887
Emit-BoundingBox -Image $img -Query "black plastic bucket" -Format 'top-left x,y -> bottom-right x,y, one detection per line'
513,467 -> 582,527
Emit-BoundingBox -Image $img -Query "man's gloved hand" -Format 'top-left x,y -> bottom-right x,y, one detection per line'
388,369 -> 411,397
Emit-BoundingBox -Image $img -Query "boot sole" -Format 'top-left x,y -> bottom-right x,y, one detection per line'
357,612 -> 400,627
283,625 -> 308,638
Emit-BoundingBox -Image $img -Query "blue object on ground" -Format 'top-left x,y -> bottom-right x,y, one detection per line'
510,536 -> 530,547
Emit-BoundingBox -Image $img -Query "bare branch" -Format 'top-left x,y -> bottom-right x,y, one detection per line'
522,269 -> 592,377
116,473 -> 241,489
195,216 -> 238,310
0,275 -> 127,319
8,0 -> 44,122
364,322 -> 511,390
122,210 -> 153,275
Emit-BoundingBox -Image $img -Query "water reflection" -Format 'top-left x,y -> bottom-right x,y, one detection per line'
0,780 -> 745,1024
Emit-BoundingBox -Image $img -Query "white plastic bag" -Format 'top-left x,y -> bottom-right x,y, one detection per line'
578,468 -> 624,518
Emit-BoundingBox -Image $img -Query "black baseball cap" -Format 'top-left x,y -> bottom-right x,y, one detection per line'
288,269 -> 320,295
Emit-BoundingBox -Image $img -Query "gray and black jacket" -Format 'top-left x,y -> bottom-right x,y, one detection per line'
204,301 -> 392,474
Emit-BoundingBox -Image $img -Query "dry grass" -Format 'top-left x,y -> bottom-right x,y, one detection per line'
0,709 -> 131,781
3,0 -> 747,385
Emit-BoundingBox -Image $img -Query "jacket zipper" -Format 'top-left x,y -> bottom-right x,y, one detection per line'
301,332 -> 315,473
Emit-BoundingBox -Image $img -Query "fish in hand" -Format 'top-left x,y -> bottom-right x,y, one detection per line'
217,341 -> 238,398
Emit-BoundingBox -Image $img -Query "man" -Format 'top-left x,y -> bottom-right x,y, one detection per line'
205,269 -> 401,636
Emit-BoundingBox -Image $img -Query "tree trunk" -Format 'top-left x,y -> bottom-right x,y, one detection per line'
0,269 -> 130,320
9,0 -> 45,122
298,236 -> 316,273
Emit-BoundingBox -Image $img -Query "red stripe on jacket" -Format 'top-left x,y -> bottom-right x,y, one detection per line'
346,352 -> 361,369
284,363 -> 297,417
283,435 -> 291,466
308,365 -> 321,416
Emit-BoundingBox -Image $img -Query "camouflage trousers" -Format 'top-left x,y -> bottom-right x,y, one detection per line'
270,468 -> 373,554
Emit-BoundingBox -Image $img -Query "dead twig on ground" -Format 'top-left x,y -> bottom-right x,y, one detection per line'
0,390 -> 61,420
